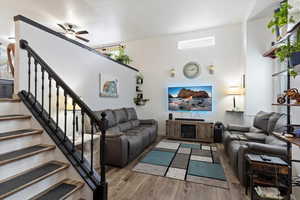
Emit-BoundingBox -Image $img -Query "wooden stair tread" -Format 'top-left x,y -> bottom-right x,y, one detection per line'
29,179 -> 84,200
0,161 -> 69,199
0,129 -> 43,141
0,114 -> 31,121
0,98 -> 21,102
0,144 -> 55,166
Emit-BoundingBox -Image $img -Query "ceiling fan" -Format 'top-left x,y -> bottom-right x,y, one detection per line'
57,23 -> 89,43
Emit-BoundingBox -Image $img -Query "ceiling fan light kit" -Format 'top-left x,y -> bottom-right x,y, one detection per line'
57,23 -> 90,42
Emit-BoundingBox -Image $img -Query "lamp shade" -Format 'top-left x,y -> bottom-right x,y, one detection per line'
227,86 -> 244,95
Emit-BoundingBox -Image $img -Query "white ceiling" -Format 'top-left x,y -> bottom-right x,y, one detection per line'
0,0 -> 277,46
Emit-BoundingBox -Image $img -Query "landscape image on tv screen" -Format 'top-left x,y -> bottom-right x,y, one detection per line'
168,86 -> 212,111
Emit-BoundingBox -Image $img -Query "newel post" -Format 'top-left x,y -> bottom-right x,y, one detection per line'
99,112 -> 108,200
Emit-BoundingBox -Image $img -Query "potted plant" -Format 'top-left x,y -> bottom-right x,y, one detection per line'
110,46 -> 132,65
276,29 -> 300,78
267,1 -> 295,39
268,2 -> 300,78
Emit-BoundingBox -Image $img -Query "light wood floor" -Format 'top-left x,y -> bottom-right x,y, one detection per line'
106,138 -> 248,200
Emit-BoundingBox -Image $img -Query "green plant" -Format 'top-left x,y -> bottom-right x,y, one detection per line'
276,29 -> 300,60
111,46 -> 132,65
267,1 -> 295,34
276,30 -> 300,78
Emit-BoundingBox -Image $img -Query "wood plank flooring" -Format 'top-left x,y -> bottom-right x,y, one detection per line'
106,138 -> 248,200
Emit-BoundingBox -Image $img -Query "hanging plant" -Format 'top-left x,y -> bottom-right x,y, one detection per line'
267,1 -> 295,34
276,29 -> 300,78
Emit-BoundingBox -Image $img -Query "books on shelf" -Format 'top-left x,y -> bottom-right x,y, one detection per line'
255,186 -> 284,200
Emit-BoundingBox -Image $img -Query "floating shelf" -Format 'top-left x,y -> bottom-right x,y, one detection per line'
263,20 -> 300,59
263,47 -> 277,59
272,69 -> 288,77
272,103 -> 300,107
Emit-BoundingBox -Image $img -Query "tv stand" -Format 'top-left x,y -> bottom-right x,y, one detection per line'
175,118 -> 205,122
166,119 -> 214,143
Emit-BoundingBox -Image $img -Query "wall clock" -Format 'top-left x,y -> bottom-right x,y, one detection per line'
183,62 -> 201,79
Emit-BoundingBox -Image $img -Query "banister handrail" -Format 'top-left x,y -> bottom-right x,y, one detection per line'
20,39 -> 103,129
14,15 -> 138,72
19,39 -> 108,199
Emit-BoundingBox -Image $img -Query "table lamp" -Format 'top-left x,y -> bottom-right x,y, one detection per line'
227,86 -> 243,111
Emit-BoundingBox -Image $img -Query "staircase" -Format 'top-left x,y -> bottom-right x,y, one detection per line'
0,98 -> 85,199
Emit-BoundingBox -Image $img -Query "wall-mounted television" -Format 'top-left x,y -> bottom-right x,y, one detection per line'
168,86 -> 212,112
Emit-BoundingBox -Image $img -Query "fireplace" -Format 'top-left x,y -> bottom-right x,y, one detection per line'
181,124 -> 196,139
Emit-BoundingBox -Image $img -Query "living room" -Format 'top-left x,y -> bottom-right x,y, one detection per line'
0,0 -> 300,200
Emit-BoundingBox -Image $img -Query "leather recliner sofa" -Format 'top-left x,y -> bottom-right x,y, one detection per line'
223,111 -> 287,185
86,107 -> 158,167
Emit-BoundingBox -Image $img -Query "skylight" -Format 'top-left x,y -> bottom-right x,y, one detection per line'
177,36 -> 215,50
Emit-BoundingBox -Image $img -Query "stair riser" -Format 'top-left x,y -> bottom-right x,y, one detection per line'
3,169 -> 67,200
0,102 -> 21,115
0,120 -> 31,133
0,150 -> 54,180
0,134 -> 41,154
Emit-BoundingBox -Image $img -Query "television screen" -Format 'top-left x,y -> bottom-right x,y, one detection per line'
168,86 -> 212,111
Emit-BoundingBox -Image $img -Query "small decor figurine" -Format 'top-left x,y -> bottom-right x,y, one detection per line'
277,88 -> 300,104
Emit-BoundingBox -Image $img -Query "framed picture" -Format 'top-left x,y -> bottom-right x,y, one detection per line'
99,73 -> 119,97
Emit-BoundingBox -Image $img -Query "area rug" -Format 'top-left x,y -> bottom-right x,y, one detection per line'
133,140 -> 228,189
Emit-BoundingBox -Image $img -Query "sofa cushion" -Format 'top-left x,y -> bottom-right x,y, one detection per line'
249,127 -> 264,133
253,111 -> 274,132
118,122 -> 133,132
113,109 -> 128,123
267,113 -> 285,134
244,132 -> 266,142
227,124 -> 250,132
130,120 -> 140,128
126,128 -> 151,148
265,136 -> 286,147
125,108 -> 138,120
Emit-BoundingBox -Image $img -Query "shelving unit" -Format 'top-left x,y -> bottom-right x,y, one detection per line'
263,15 -> 300,200
134,75 -> 149,106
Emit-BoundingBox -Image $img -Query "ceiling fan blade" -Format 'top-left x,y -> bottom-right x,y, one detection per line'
76,30 -> 89,35
57,24 -> 67,31
76,35 -> 89,42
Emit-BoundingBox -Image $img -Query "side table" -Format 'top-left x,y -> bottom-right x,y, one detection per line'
245,154 -> 289,200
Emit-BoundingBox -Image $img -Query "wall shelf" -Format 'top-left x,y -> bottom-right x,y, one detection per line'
263,47 -> 278,59
272,69 -> 288,77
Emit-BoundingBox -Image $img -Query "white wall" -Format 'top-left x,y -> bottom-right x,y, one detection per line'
15,20 -> 137,111
244,17 -> 274,123
126,23 -> 245,135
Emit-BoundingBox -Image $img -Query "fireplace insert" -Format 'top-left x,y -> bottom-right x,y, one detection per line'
181,124 -> 196,139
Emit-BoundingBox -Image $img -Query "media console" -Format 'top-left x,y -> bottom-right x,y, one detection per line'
166,119 -> 214,143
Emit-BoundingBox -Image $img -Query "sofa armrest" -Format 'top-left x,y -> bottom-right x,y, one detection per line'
105,133 -> 128,167
246,143 -> 287,156
227,124 -> 251,132
139,119 -> 157,125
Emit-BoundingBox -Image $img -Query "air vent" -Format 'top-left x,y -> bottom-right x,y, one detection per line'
177,36 -> 215,50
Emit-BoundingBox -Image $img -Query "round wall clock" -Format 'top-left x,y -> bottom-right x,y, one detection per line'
183,62 -> 201,79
